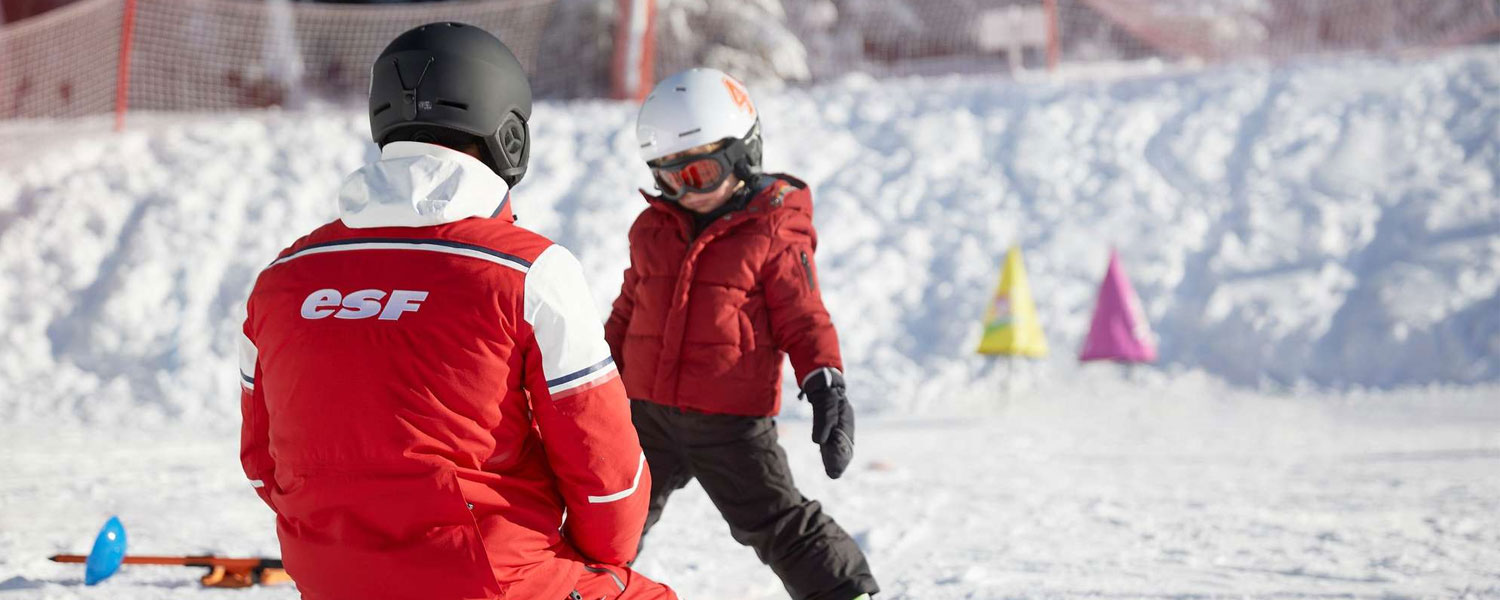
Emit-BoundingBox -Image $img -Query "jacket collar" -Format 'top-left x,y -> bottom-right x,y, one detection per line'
641,175 -> 810,241
338,141 -> 514,229
641,174 -> 806,217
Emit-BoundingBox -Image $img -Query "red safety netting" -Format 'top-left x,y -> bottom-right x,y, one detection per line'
2,0 -> 1497,121
1,0 -> 559,119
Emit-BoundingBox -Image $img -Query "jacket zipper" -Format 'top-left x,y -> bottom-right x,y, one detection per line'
800,251 -> 817,291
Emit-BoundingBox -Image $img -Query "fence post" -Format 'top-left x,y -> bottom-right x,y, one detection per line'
114,0 -> 137,131
1044,0 -> 1060,72
610,0 -> 655,101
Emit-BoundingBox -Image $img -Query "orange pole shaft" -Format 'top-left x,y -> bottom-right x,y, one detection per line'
638,0 -> 655,102
114,0 -> 137,131
610,0 -> 656,101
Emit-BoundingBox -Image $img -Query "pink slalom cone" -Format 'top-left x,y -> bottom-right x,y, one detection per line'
1079,249 -> 1158,363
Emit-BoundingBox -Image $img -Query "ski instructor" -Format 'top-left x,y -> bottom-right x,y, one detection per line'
238,23 -> 676,600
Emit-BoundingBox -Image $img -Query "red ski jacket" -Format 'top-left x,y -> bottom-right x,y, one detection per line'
604,175 -> 842,417
240,142 -> 650,600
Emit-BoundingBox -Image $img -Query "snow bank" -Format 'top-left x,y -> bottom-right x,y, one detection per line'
1,48 -> 1496,425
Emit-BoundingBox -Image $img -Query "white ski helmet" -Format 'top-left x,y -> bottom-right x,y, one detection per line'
636,68 -> 763,174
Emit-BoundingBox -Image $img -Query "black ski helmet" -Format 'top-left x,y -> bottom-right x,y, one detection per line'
369,22 -> 532,187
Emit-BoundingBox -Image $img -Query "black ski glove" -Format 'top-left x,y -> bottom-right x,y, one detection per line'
800,367 -> 854,479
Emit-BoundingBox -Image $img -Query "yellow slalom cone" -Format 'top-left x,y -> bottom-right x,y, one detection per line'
977,246 -> 1048,358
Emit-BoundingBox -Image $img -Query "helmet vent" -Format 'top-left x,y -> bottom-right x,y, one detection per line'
372,102 -> 391,116
678,128 -> 701,137
435,99 -> 468,110
501,121 -> 525,155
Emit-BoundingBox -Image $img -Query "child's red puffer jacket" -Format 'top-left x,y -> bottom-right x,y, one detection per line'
605,175 -> 843,417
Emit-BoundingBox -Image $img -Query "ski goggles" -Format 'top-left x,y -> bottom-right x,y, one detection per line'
649,151 -> 734,200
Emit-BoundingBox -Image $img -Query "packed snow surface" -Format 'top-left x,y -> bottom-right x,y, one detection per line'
1,48 -> 1498,598
2,376 -> 1498,598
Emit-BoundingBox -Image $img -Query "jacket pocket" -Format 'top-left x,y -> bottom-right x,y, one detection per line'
799,251 -> 817,291
738,312 -> 757,352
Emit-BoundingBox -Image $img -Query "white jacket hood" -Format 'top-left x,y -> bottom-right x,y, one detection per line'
338,141 -> 510,229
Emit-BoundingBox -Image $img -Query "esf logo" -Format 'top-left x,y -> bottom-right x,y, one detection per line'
301,289 -> 428,321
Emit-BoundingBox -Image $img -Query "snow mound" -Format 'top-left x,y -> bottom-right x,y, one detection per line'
1,48 -> 1497,425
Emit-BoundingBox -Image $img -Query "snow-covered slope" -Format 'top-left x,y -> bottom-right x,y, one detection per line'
3,373 -> 1498,598
1,49 -> 1497,427
2,47 -> 1498,600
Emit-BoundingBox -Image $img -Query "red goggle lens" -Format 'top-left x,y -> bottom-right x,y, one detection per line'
654,157 -> 725,196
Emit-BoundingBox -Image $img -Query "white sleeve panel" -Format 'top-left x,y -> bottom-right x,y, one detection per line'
523,245 -> 618,398
238,330 -> 258,389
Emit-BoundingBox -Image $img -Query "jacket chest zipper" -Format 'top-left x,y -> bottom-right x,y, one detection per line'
658,226 -> 702,403
671,218 -> 735,308
659,216 -> 738,403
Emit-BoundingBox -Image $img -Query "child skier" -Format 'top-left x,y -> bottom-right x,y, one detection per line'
605,68 -> 879,600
